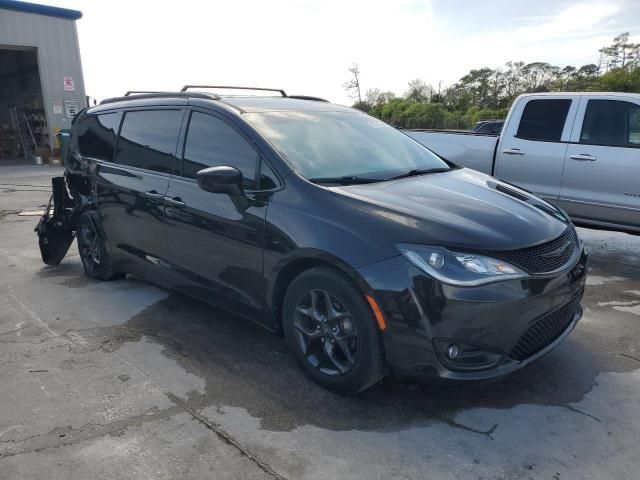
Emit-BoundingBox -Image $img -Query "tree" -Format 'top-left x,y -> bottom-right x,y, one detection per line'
550,64 -> 598,91
598,67 -> 640,92
574,64 -> 600,90
380,90 -> 396,103
503,61 -> 524,101
556,66 -> 577,90
364,88 -> 386,107
349,31 -> 640,130
457,68 -> 494,108
343,63 -> 362,104
442,84 -> 473,112
405,79 -> 431,102
599,32 -> 640,71
520,62 -> 558,92
488,69 -> 506,109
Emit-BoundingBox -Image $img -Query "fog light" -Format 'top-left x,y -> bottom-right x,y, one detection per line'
434,339 -> 503,371
447,344 -> 459,360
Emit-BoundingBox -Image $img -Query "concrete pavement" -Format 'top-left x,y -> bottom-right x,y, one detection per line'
1,165 -> 639,479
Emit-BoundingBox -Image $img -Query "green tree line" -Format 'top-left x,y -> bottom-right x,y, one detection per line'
344,32 -> 640,130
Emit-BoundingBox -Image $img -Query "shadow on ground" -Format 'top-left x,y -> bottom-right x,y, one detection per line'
39,230 -> 640,434
55,281 -> 627,434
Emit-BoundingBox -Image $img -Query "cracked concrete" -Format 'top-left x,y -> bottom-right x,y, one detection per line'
1,165 -> 640,479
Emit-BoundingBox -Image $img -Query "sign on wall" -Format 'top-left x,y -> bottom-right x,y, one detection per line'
63,76 -> 75,92
64,99 -> 79,118
53,102 -> 63,115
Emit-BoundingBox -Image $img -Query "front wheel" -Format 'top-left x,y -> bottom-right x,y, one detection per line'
282,267 -> 386,394
77,212 -> 121,281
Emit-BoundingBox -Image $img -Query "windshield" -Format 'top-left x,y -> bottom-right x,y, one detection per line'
244,111 -> 450,181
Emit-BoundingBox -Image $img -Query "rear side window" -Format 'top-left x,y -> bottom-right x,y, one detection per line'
580,100 -> 640,148
181,112 -> 259,190
115,110 -> 183,173
77,113 -> 121,161
516,99 -> 571,142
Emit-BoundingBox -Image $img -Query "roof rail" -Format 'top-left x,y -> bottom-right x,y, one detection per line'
181,85 -> 288,97
100,91 -> 221,106
124,90 -> 164,96
288,95 -> 329,103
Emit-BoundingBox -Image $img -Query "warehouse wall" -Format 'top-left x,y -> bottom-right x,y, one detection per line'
0,8 -> 86,150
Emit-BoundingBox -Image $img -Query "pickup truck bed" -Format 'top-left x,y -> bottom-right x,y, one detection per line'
404,130 -> 499,175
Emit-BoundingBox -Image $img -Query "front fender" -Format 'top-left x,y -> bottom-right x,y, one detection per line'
265,247 -> 376,314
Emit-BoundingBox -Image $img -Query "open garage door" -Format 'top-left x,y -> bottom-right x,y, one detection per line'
0,47 -> 47,161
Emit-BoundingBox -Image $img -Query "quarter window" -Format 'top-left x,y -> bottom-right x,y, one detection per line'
77,112 -> 121,161
114,110 -> 183,173
258,160 -> 279,190
580,100 -> 640,147
516,99 -> 572,142
181,112 -> 259,190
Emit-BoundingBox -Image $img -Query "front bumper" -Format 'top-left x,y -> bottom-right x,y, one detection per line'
358,247 -> 588,382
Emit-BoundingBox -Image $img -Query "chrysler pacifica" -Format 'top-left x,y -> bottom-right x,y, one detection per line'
36,86 -> 588,393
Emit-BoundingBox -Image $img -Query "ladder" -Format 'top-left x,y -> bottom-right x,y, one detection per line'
9,107 -> 37,159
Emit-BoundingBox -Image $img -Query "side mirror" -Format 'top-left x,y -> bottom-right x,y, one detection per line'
196,166 -> 244,196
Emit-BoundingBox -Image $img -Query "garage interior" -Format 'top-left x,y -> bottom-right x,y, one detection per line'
0,47 -> 48,161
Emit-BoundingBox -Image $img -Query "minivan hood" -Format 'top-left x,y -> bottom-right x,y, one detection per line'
331,168 -> 568,251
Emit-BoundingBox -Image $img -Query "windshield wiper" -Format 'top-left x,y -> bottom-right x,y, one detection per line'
308,176 -> 382,185
385,167 -> 451,182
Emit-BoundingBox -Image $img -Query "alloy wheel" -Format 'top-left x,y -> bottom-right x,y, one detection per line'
79,221 -> 101,275
293,289 -> 359,376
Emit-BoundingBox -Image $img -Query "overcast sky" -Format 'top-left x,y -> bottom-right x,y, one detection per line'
38,0 -> 640,104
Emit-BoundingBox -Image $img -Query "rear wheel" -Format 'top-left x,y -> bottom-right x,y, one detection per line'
77,212 -> 121,281
283,267 -> 386,394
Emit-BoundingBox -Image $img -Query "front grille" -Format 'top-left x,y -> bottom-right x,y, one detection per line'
509,290 -> 583,361
487,228 -> 578,274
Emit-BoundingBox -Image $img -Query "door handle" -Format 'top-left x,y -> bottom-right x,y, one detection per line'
569,154 -> 597,162
163,196 -> 186,208
503,148 -> 525,155
143,190 -> 164,200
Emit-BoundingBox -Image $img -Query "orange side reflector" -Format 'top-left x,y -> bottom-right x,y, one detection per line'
366,295 -> 387,331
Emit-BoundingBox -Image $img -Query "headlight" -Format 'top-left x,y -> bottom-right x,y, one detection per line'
398,244 -> 527,286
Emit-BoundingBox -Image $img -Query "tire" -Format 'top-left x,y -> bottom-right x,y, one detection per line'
282,266 -> 386,394
76,211 -> 122,281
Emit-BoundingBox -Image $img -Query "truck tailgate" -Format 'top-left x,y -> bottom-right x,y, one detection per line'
404,130 -> 499,175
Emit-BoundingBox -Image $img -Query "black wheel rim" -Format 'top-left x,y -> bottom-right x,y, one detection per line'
78,221 -> 101,275
293,289 -> 359,376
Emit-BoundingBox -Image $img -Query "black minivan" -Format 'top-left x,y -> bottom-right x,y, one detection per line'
37,86 -> 588,393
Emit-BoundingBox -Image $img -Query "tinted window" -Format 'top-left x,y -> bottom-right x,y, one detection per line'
181,112 -> 259,189
516,99 -> 571,142
476,121 -> 503,134
115,110 -> 183,173
475,123 -> 491,134
580,100 -> 640,147
77,113 -> 121,161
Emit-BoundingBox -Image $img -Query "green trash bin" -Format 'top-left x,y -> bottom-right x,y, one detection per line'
56,129 -> 71,167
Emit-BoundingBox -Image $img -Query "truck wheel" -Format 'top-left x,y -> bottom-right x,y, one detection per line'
77,212 -> 121,281
282,266 -> 386,394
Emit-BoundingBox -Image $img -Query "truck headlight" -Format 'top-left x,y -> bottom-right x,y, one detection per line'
398,244 -> 527,286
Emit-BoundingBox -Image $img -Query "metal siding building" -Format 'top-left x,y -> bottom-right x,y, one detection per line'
0,0 -> 85,155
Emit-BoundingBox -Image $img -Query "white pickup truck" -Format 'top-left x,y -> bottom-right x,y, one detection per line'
405,92 -> 640,234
